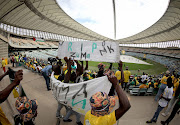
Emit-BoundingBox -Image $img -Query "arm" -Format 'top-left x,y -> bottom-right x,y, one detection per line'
119,61 -> 124,84
85,61 -> 88,70
0,70 -> 9,81
0,70 -> 23,103
74,60 -> 83,76
108,63 -> 113,70
108,75 -> 131,120
161,96 -> 171,101
64,58 -> 72,83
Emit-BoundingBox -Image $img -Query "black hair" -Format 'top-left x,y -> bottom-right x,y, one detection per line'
167,77 -> 173,88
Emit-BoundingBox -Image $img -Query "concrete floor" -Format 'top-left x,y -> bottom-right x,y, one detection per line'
0,65 -> 179,125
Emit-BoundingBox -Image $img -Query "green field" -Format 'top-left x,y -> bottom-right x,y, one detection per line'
61,57 -> 167,76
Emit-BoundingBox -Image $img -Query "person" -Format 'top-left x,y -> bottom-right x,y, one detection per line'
109,61 -> 123,96
97,63 -> 106,78
23,55 -> 27,62
0,70 -> 23,103
57,57 -> 83,125
161,74 -> 179,117
161,83 -> 180,125
139,80 -> 148,89
146,77 -> 173,123
14,96 -> 38,125
15,54 -> 19,67
84,74 -> 131,125
141,72 -> 147,83
0,70 -> 23,125
147,77 -> 154,88
12,55 -> 15,67
1,58 -> 6,73
41,63 -> 52,91
123,66 -> 131,90
154,79 -> 161,94
115,66 -> 122,86
129,77 -> 139,86
155,70 -> 170,101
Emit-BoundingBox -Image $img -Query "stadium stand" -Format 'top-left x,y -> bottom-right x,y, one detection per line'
9,37 -> 58,49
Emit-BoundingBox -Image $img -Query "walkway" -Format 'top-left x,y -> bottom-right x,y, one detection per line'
0,65 -> 179,125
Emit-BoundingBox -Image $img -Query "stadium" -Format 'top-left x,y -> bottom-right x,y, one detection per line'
0,0 -> 180,125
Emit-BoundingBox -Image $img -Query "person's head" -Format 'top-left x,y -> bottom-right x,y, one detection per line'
83,72 -> 88,78
15,96 -> 38,122
47,61 -> 51,65
167,77 -> 173,88
156,79 -> 159,82
52,64 -> 61,75
2,58 -> 4,60
166,70 -> 170,77
98,63 -> 105,71
143,80 -> 147,84
89,92 -> 116,117
143,72 -> 145,75
126,66 -> 128,70
149,77 -> 152,81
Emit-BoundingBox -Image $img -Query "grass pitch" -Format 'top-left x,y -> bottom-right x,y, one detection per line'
61,57 -> 167,76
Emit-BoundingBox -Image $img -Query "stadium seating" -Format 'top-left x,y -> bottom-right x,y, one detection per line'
130,88 -> 140,95
9,37 -> 58,49
145,88 -> 154,96
125,51 -> 180,74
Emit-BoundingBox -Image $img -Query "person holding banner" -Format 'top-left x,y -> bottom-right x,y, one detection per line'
56,57 -> 83,125
84,63 -> 131,125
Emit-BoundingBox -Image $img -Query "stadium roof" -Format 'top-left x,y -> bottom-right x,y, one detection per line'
0,0 -> 180,44
117,0 -> 180,44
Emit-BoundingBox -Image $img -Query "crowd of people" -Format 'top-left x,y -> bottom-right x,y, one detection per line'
0,52 -> 179,125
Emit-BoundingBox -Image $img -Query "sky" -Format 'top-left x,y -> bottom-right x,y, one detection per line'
57,0 -> 170,40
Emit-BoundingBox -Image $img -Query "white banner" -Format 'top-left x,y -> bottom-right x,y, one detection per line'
50,72 -> 112,115
57,41 -> 120,62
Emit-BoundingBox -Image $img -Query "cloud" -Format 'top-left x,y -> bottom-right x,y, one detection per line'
57,0 -> 170,40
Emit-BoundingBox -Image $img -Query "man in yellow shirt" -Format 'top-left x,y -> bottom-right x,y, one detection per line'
84,71 -> 131,125
155,70 -> 170,101
115,68 -> 121,85
123,66 -> 131,90
1,58 -> 6,73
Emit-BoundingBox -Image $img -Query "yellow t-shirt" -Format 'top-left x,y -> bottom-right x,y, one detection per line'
171,75 -> 175,82
115,71 -> 121,80
1,60 -> 6,67
161,76 -> 168,84
124,70 -> 131,83
139,84 -> 147,89
54,75 -> 60,79
173,78 -> 179,96
147,82 -> 152,88
84,110 -> 116,125
154,82 -> 158,88
0,106 -> 11,125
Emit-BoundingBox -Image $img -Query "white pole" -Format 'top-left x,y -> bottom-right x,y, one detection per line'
112,0 -> 116,40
